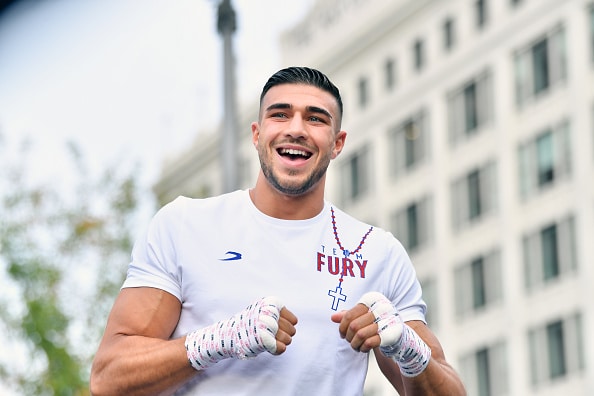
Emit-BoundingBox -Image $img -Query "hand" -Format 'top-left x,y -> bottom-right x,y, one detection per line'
331,292 -> 403,354
272,307 -> 298,355
186,296 -> 297,370
332,292 -> 432,377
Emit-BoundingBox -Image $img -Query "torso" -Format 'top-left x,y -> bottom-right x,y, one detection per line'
124,190 -> 426,395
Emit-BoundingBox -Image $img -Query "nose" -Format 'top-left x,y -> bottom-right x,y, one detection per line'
285,113 -> 308,139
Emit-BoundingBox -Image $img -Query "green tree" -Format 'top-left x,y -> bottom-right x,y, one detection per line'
0,134 -> 144,395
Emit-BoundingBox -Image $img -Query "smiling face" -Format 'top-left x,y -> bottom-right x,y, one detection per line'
252,83 -> 346,198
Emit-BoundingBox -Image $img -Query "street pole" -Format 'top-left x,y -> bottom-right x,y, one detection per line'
217,0 -> 239,193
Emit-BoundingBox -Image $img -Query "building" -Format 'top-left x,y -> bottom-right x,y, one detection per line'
153,0 -> 594,395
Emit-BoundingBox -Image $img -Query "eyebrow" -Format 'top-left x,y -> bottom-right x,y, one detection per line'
265,103 -> 333,120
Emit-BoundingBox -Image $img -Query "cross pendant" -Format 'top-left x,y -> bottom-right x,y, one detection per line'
328,284 -> 347,311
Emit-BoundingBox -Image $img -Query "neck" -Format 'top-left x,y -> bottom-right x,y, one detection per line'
249,173 -> 325,220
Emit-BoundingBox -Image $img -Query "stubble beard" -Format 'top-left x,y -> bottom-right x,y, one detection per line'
258,146 -> 331,196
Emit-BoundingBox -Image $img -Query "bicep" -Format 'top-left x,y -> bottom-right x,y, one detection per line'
90,288 -> 195,395
104,287 -> 182,340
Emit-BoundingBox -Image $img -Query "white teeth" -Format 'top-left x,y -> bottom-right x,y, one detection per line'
280,148 -> 309,157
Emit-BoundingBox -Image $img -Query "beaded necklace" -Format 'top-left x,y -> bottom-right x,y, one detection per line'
328,207 -> 373,311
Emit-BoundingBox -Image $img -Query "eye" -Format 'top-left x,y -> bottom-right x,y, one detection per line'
308,115 -> 328,124
270,112 -> 288,119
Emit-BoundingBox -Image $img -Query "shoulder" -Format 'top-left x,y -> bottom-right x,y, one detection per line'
157,190 -> 247,219
329,204 -> 404,250
328,204 -> 374,231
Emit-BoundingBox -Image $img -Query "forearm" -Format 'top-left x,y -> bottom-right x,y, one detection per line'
401,357 -> 466,396
355,294 -> 466,396
90,335 -> 196,396
91,296 -> 290,395
376,348 -> 465,396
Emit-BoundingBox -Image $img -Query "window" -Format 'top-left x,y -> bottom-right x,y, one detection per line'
454,250 -> 502,317
536,131 -> 554,185
518,120 -> 571,199
391,195 -> 432,253
413,38 -> 425,72
447,70 -> 492,145
451,161 -> 497,231
467,170 -> 482,220
443,17 -> 455,51
532,39 -> 550,94
541,224 -> 559,280
523,215 -> 576,290
515,26 -> 566,107
546,321 -> 566,378
528,313 -> 584,386
340,146 -> 370,204
358,77 -> 369,109
476,348 -> 490,396
460,341 -> 508,396
420,278 -> 437,327
471,257 -> 487,308
475,0 -> 488,29
384,58 -> 396,91
388,109 -> 429,178
406,204 -> 419,249
464,83 -> 479,132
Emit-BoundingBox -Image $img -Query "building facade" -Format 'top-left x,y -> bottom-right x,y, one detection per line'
153,1 -> 594,395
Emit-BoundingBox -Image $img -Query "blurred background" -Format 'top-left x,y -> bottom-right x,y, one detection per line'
1,0 -> 593,395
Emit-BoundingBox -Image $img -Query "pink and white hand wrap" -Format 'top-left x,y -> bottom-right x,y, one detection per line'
185,296 -> 283,370
358,292 -> 431,377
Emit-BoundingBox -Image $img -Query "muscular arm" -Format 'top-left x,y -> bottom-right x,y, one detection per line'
90,287 -> 297,395
332,305 -> 466,396
90,287 -> 197,396
374,320 -> 466,396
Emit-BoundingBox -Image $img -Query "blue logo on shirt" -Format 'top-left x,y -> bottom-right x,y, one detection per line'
219,251 -> 242,261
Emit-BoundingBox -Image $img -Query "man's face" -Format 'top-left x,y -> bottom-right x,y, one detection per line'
251,83 -> 346,196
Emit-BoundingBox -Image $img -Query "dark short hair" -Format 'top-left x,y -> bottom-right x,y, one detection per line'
259,66 -> 343,123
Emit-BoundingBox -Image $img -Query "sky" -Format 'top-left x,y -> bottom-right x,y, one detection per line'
0,0 -> 314,188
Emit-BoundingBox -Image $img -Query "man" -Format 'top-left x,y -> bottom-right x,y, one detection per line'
90,67 -> 466,395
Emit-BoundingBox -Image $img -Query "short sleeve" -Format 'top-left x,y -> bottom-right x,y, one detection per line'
121,198 -> 185,301
383,231 -> 427,324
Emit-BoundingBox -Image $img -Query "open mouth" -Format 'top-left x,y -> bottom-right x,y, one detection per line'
277,148 -> 312,161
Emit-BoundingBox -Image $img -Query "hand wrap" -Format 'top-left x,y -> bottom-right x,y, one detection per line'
358,292 -> 431,377
185,296 -> 283,370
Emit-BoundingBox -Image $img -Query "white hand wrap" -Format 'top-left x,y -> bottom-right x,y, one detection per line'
185,296 -> 283,370
358,292 -> 431,377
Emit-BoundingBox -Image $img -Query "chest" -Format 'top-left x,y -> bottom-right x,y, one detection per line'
175,219 -> 384,323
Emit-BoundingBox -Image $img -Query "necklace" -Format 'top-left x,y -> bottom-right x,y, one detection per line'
328,207 -> 373,311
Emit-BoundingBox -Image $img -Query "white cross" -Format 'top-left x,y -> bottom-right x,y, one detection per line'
328,285 -> 347,311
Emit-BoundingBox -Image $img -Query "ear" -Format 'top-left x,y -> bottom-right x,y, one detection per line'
331,130 -> 347,159
251,122 -> 260,148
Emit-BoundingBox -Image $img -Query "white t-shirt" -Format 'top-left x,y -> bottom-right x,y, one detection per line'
123,190 -> 426,395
